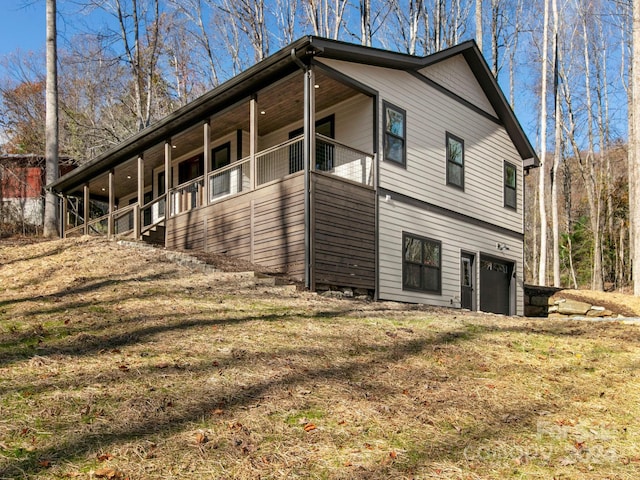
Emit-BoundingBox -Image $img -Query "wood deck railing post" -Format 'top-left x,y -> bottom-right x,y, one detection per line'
61,194 -> 67,238
250,95 -> 258,190
108,169 -> 115,238
83,183 -> 89,235
203,120 -> 210,204
165,140 -> 172,218
135,155 -> 144,239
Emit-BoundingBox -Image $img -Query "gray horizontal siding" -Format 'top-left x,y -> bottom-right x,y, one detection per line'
318,58 -> 524,235
377,199 -> 524,315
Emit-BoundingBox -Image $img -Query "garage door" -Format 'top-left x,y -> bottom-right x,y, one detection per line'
479,257 -> 512,315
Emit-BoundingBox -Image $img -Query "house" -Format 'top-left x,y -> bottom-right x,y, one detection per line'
1,154 -> 75,226
47,36 -> 538,315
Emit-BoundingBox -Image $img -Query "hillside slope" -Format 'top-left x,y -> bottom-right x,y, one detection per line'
1,238 -> 639,479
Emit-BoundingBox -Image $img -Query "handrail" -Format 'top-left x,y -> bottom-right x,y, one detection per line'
207,156 -> 250,178
256,135 -> 303,158
315,133 -> 373,157
65,224 -> 85,237
141,193 -> 166,212
172,174 -> 205,191
113,204 -> 136,219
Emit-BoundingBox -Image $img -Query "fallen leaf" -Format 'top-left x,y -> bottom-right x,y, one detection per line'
195,432 -> 209,444
212,409 -> 224,415
118,365 -> 129,371
38,459 -> 52,468
94,468 -> 124,479
97,453 -> 114,462
303,423 -> 316,432
389,451 -> 397,459
487,384 -> 496,389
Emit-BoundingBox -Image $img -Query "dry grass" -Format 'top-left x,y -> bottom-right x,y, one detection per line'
1,237 -> 640,479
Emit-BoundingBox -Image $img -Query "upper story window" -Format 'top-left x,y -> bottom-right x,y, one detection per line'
504,161 -> 517,210
402,232 -> 442,294
446,132 -> 464,190
383,101 -> 406,167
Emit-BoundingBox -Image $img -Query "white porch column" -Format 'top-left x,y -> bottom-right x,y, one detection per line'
108,169 -> 115,237
250,94 -> 258,190
135,155 -> 144,238
203,120 -> 211,204
83,183 -> 89,235
164,140 -> 172,217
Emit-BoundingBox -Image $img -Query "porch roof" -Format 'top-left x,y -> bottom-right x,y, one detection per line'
48,36 -> 538,195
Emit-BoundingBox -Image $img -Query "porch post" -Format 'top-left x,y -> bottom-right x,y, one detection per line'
108,169 -> 115,237
203,120 -> 211,204
164,140 -> 172,217
136,155 -> 144,239
250,94 -> 258,190
83,183 -> 89,235
303,66 -> 316,289
60,195 -> 67,238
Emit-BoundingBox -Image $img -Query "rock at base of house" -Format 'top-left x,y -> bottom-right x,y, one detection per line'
341,287 -> 354,298
556,299 -> 592,315
586,308 -> 614,318
321,290 -> 344,299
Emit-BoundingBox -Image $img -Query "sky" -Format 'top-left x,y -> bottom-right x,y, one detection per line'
0,1 -> 46,60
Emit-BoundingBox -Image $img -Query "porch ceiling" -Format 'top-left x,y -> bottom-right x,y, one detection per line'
72,70 -> 360,201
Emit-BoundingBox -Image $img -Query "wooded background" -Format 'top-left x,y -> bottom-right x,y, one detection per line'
0,0 -> 634,291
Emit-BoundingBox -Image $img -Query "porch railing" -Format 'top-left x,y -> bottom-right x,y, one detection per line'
86,213 -> 109,236
140,194 -> 166,235
170,177 -> 204,216
63,135 -> 373,239
255,134 -> 373,187
208,157 -> 251,202
113,204 -> 136,236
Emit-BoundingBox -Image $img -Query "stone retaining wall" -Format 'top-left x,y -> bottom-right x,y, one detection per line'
524,284 -> 620,319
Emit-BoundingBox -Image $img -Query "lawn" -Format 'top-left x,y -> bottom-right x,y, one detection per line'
1,237 -> 639,479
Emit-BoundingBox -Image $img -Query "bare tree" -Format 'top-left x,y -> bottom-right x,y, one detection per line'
538,0 -> 550,286
633,0 -> 640,294
476,0 -> 483,51
218,0 -> 270,63
44,0 -> 59,237
303,0 -> 349,39
550,0 -> 561,286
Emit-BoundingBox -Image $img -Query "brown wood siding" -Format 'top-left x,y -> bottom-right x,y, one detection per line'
253,175 -> 306,277
166,209 -> 206,251
166,173 -> 305,280
311,173 -> 375,289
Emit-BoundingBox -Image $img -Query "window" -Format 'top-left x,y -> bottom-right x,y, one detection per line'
178,154 -> 204,185
504,161 -> 517,210
446,133 -> 464,189
211,142 -> 231,198
289,115 -> 335,174
402,233 -> 442,294
383,102 -> 406,166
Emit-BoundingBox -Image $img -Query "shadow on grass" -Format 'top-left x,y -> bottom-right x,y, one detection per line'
1,315 -> 617,478
0,325 -> 473,478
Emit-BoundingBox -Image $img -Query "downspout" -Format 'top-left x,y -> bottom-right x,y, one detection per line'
291,48 -> 312,290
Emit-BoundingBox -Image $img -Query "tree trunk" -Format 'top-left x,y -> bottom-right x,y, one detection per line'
551,0 -> 561,287
538,0 -> 550,286
476,0 -> 483,51
633,0 -> 640,294
44,0 -> 59,238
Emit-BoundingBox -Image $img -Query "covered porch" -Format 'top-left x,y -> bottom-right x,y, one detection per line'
54,60 -> 376,288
